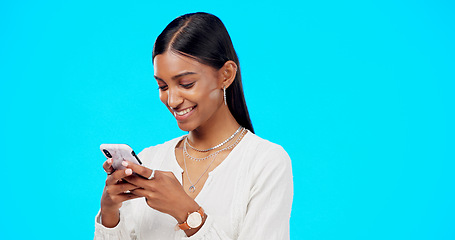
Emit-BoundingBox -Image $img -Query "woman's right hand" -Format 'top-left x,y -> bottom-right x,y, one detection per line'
100,158 -> 141,228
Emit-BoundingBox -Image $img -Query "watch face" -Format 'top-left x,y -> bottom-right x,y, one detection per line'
187,212 -> 203,228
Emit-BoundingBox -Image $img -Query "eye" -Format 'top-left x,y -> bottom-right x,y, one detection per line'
158,85 -> 168,91
181,82 -> 195,89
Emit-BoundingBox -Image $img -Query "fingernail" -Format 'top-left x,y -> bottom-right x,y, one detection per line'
107,159 -> 112,164
125,169 -> 132,175
122,161 -> 128,167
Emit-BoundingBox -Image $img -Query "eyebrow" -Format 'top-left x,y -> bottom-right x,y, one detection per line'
154,72 -> 197,82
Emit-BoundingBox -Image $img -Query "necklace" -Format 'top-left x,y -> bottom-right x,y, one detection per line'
182,129 -> 247,192
183,151 -> 219,193
183,128 -> 246,162
186,126 -> 243,152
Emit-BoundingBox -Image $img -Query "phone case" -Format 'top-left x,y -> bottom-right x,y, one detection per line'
100,144 -> 142,170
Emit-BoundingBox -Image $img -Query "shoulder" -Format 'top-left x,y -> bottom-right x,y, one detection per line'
242,131 -> 290,161
239,131 -> 292,174
239,132 -> 293,200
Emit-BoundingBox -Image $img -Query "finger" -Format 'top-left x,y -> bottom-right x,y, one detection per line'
105,182 -> 140,196
130,188 -> 151,198
122,161 -> 154,179
103,158 -> 113,169
130,189 -> 160,210
106,168 -> 134,186
123,174 -> 154,190
103,158 -> 114,174
114,192 -> 143,202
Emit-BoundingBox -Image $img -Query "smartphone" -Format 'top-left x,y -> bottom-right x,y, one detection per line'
100,144 -> 142,170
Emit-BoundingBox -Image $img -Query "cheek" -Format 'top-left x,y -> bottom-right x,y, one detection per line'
207,88 -> 221,103
159,91 -> 167,105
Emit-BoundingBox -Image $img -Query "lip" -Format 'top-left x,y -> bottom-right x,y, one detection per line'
172,105 -> 197,121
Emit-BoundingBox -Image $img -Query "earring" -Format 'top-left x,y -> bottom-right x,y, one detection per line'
223,86 -> 227,105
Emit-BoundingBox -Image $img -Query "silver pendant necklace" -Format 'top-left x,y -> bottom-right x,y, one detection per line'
183,151 -> 219,193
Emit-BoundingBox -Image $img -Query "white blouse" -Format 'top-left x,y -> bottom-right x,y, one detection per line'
94,131 -> 293,239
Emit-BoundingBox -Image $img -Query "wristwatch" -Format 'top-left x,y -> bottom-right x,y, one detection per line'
178,207 -> 205,230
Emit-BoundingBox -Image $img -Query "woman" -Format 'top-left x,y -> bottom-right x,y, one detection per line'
94,12 -> 293,239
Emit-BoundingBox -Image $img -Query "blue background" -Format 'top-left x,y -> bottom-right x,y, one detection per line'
1,0 -> 454,239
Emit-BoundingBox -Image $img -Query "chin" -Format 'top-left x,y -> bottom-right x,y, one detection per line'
176,121 -> 197,132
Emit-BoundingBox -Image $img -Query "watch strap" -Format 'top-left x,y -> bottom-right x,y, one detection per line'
178,207 -> 204,230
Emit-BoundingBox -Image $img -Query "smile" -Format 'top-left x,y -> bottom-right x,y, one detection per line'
173,106 -> 196,117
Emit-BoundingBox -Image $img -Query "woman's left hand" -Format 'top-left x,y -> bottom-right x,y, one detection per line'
121,161 -> 200,224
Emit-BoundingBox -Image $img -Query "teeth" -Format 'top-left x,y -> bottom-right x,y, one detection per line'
175,107 -> 193,116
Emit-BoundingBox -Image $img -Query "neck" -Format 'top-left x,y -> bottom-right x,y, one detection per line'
188,105 -> 241,149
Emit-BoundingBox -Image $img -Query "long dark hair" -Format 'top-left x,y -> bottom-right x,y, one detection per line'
152,12 -> 254,133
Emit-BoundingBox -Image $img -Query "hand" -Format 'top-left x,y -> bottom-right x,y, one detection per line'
100,159 -> 142,227
121,161 -> 200,224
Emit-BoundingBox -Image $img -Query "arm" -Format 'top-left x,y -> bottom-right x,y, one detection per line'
106,146 -> 293,240
94,200 -> 138,240
237,146 -> 293,239
182,146 -> 293,240
122,162 -> 211,238
94,159 -> 142,240
121,161 -> 233,239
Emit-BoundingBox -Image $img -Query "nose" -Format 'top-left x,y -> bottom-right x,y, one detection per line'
167,88 -> 184,109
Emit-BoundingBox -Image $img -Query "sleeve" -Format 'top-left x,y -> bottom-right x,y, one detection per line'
180,145 -> 294,240
237,145 -> 293,240
179,215 -> 233,240
94,199 -> 139,240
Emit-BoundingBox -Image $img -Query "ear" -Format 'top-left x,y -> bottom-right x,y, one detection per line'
219,60 -> 237,89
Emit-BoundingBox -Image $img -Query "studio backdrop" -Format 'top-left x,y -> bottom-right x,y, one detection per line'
0,0 -> 454,239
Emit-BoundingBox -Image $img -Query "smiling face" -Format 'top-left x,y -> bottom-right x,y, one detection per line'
154,51 -> 225,131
